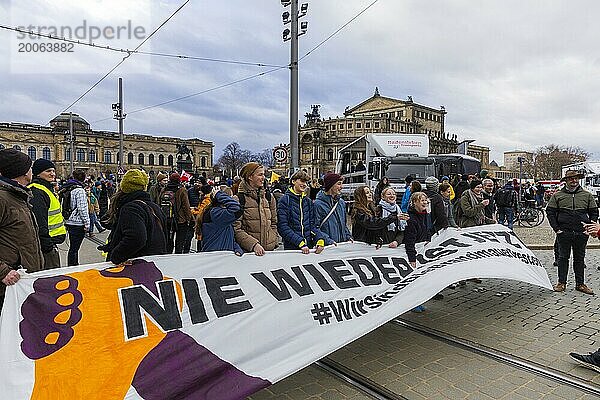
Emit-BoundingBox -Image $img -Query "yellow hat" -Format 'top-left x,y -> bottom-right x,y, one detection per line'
120,169 -> 149,193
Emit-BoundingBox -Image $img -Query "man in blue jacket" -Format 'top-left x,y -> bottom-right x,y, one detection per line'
277,171 -> 326,253
314,173 -> 352,245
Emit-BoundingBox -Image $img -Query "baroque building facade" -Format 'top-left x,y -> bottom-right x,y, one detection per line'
0,113 -> 214,179
298,88 -> 459,178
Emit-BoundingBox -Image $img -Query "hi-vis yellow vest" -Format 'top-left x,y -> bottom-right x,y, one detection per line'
28,183 -> 67,237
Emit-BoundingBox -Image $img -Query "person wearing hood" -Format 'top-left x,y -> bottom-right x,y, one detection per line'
278,170 -> 326,253
62,169 -> 90,266
28,159 -> 66,269
233,162 -> 278,255
314,173 -> 352,245
0,149 -> 43,307
100,169 -> 167,264
196,189 -> 244,255
546,170 -> 598,295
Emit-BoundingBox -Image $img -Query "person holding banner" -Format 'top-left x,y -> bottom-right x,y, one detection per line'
278,170 -> 326,253
99,169 -> 167,264
0,148 -> 43,308
197,189 -> 244,255
378,187 -> 409,248
314,172 -> 352,245
351,185 -> 399,246
234,162 -> 279,256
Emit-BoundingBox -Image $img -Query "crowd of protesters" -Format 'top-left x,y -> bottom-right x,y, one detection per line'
1,147 -> 600,372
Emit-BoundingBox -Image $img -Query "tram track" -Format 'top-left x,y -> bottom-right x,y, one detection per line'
392,318 -> 600,397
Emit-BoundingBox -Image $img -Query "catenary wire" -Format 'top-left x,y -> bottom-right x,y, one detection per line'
299,0 -> 380,62
61,0 -> 191,113
0,24 -> 283,68
91,65 -> 288,124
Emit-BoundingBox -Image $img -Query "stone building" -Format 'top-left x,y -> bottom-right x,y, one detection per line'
298,88 -> 459,178
504,150 -> 533,172
0,113 -> 213,179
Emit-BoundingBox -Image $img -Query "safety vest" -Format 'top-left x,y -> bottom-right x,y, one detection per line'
28,182 -> 67,237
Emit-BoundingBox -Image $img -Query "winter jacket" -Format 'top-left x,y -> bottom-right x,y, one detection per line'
546,185 -> 598,233
233,180 -> 278,252
29,177 -> 66,253
103,191 -> 167,265
188,186 -> 202,208
378,200 -> 404,245
482,190 -> 496,220
442,197 -> 458,228
149,183 -> 166,205
161,182 -> 194,225
0,177 -> 44,306
351,208 -> 398,246
277,188 -> 326,250
459,190 -> 493,228
63,179 -> 90,228
314,190 -> 351,244
423,189 -> 448,233
400,186 -> 411,212
403,209 -> 431,262
201,191 -> 244,254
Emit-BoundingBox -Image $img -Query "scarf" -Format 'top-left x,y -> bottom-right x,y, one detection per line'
379,199 -> 405,231
467,189 -> 485,225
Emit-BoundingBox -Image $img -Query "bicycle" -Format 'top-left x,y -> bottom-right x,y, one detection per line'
515,199 -> 544,227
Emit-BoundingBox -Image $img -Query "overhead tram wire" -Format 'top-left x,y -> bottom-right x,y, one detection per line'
91,65 -> 288,124
0,25 -> 283,68
298,0 -> 380,62
61,0 -> 191,113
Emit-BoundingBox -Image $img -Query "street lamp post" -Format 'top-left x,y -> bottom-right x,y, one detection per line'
112,78 -> 126,183
282,0 -> 308,175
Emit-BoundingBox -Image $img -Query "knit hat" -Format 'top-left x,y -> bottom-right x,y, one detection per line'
240,162 -> 262,181
120,169 -> 149,193
200,184 -> 213,195
323,173 -> 342,192
470,179 -> 482,190
0,148 -> 32,179
169,172 -> 180,182
424,176 -> 439,192
32,158 -> 56,176
156,172 -> 167,182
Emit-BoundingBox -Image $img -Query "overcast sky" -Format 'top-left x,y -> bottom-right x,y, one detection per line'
1,0 -> 599,165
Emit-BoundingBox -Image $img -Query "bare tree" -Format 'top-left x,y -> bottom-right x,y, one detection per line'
526,144 -> 590,179
250,148 -> 275,168
217,142 -> 251,178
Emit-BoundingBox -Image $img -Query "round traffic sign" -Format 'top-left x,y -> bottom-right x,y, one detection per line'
273,147 -> 288,163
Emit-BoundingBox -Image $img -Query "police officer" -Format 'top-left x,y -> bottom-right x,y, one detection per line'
29,159 -> 66,269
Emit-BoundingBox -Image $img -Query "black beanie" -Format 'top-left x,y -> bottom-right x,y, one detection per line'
32,159 -> 56,176
200,185 -> 213,195
470,179 -> 482,190
0,149 -> 32,179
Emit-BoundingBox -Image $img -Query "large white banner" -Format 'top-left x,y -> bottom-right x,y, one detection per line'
0,225 -> 551,399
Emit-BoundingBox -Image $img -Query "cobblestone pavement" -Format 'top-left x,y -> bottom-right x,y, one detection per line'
59,226 -> 600,399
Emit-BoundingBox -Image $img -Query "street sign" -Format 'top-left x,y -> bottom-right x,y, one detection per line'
273,147 -> 288,163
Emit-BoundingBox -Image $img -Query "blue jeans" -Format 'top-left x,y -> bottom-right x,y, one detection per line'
66,224 -> 86,266
498,207 -> 514,229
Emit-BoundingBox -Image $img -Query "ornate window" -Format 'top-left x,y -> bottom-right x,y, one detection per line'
104,151 -> 112,164
42,147 -> 51,160
327,148 -> 334,161
76,148 -> 85,162
13,145 -> 21,151
65,148 -> 71,161
148,154 -> 154,165
168,155 -> 174,166
138,153 -> 145,165
158,154 -> 165,166
0,144 -> 4,150
127,152 -> 134,164
28,146 -> 36,160
201,157 -> 206,167
89,150 -> 96,162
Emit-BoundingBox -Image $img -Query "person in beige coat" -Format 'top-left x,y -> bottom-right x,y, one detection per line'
233,162 -> 278,256
0,149 -> 43,308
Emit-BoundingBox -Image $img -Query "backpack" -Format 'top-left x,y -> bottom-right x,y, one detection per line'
495,189 -> 514,207
59,185 -> 77,220
159,189 -> 177,222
